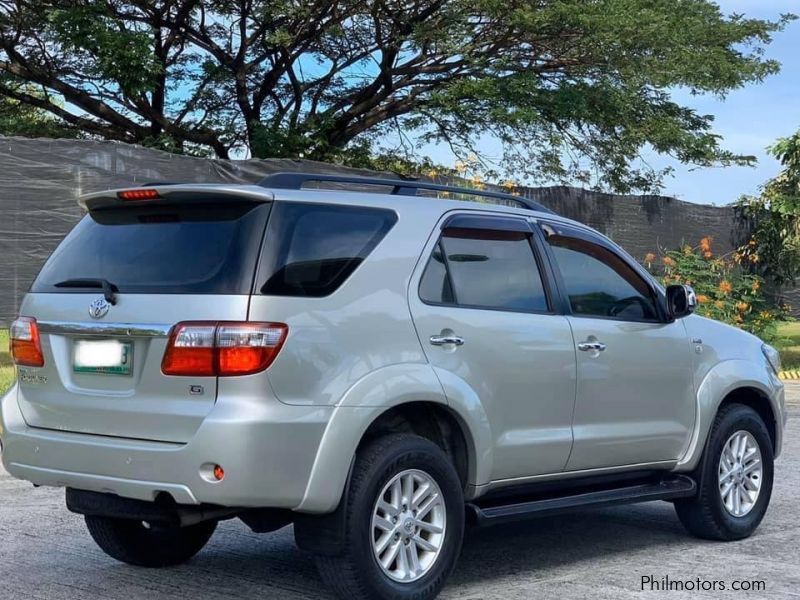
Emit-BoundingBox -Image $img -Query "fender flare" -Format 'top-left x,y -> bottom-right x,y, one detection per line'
677,359 -> 783,472
295,363 -> 493,513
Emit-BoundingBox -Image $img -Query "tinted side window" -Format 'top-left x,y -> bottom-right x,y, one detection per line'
259,202 -> 397,297
420,227 -> 548,312
419,241 -> 455,304
546,229 -> 658,320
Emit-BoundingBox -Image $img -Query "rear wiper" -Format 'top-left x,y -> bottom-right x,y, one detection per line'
54,278 -> 118,305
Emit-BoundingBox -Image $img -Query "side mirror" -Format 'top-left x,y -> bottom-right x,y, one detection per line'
666,284 -> 697,319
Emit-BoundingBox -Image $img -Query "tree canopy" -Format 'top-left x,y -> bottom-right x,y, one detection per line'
0,1 -> 793,191
0,76 -> 80,138
737,130 -> 800,287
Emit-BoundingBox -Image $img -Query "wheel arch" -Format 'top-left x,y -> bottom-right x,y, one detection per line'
718,387 -> 777,453
295,363 -> 491,514
677,360 -> 784,471
356,401 -> 476,491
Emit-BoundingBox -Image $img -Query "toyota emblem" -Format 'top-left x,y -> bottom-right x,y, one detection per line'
88,297 -> 110,319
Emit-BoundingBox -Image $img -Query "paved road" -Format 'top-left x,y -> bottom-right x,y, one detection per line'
1,388 -> 798,599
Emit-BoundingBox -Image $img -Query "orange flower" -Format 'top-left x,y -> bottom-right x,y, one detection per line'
718,280 -> 733,295
752,281 -> 761,292
644,252 -> 656,263
696,294 -> 710,304
703,250 -> 713,259
662,256 -> 676,267
736,301 -> 750,313
734,314 -> 744,324
714,300 -> 725,309
699,237 -> 713,253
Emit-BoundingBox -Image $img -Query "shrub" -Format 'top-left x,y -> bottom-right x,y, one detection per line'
644,237 -> 786,341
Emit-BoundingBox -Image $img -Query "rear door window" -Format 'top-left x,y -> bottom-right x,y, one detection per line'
419,219 -> 549,312
32,203 -> 271,295
257,202 -> 397,297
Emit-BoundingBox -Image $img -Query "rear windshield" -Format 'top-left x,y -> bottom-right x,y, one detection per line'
258,202 -> 397,297
32,202 -> 270,295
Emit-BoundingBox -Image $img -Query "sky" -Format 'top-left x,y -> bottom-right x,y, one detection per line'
423,0 -> 800,206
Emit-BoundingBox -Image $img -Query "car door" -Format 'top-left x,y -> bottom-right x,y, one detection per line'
409,212 -> 577,481
539,221 -> 696,471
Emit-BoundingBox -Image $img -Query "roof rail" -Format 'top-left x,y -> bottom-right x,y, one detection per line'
258,172 -> 554,214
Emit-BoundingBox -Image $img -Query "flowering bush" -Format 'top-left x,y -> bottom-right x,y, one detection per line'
644,237 -> 785,341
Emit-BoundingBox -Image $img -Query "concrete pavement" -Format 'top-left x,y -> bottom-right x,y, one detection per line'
0,391 -> 797,599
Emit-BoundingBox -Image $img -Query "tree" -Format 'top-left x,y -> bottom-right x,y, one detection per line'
0,76 -> 80,138
737,130 -> 800,287
0,1 -> 793,190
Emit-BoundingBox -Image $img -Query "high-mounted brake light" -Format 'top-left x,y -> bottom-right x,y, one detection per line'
117,189 -> 161,201
162,321 -> 288,377
10,317 -> 44,367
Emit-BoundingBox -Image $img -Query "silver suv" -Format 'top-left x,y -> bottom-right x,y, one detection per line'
1,173 -> 786,600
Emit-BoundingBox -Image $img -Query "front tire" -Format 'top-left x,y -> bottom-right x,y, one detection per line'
315,434 -> 465,600
85,515 -> 217,567
675,403 -> 774,541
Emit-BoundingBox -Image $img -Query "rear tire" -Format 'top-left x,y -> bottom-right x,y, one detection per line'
315,433 -> 464,600
85,515 -> 216,567
675,403 -> 773,541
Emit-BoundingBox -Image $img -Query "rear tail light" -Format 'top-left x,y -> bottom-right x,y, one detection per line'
162,322 -> 288,377
216,323 -> 288,375
10,317 -> 44,367
162,323 -> 217,376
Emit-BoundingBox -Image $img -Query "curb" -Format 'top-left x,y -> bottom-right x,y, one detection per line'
779,370 -> 800,380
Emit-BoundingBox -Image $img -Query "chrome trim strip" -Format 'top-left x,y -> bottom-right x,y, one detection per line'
37,321 -> 171,338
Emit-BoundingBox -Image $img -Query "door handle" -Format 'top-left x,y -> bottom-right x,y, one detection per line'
430,334 -> 465,347
577,341 -> 607,352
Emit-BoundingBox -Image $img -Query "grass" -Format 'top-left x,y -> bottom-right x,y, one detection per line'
773,321 -> 800,371
0,330 -> 15,394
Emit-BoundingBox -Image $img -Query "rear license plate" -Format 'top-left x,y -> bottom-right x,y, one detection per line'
73,340 -> 133,376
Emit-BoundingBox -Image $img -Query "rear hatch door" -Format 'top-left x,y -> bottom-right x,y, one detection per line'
16,190 -> 271,443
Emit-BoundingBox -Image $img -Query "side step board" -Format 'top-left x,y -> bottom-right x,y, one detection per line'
467,475 -> 696,527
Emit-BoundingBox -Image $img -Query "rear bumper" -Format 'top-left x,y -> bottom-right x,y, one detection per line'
0,384 -> 332,509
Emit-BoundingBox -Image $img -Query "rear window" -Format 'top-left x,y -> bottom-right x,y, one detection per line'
258,202 -> 397,297
419,228 -> 549,312
32,203 -> 270,295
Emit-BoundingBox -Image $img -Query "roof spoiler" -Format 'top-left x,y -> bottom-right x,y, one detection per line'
78,184 -> 274,211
